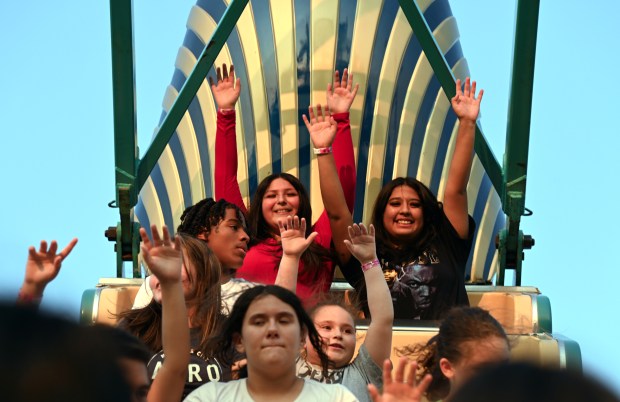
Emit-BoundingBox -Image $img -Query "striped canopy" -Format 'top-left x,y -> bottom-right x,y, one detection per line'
135,0 -> 504,282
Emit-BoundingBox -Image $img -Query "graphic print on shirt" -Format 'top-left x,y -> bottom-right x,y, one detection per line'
296,358 -> 345,383
382,249 -> 439,319
148,348 -> 224,398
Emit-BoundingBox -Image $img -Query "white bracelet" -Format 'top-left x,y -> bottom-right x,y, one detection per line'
313,146 -> 333,155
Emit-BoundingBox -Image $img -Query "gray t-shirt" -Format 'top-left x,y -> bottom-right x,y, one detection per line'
296,344 -> 382,402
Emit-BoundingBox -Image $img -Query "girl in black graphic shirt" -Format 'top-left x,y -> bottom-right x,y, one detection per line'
341,78 -> 483,320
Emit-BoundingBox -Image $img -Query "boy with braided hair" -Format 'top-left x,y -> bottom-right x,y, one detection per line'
133,197 -> 255,314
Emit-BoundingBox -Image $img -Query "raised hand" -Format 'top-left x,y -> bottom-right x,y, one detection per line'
279,215 -> 318,258
368,358 -> 433,402
303,104 -> 337,148
22,238 -> 78,297
209,63 -> 241,110
451,77 -> 483,123
326,68 -> 359,114
140,225 -> 182,285
343,223 -> 377,265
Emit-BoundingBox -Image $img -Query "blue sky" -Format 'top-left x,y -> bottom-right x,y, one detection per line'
1,0 -> 618,393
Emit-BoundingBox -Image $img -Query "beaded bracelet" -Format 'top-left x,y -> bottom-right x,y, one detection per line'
313,146 -> 333,155
361,259 -> 380,272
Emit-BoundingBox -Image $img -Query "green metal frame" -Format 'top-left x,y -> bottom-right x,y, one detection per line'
108,0 -> 539,284
398,0 -> 539,285
107,0 -> 249,277
496,0 -> 540,285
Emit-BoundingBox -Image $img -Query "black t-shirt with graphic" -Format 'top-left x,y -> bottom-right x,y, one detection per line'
341,215 -> 474,320
147,328 -> 232,400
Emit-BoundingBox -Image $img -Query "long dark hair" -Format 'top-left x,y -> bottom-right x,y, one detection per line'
119,233 -> 224,356
247,173 -> 331,280
207,285 -> 330,378
371,177 -> 444,264
398,306 -> 509,401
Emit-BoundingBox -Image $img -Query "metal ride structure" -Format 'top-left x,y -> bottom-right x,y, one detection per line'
105,0 -> 534,285
89,0 -> 581,370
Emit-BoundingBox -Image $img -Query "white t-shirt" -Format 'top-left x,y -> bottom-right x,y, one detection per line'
184,378 -> 358,402
132,276 -> 255,314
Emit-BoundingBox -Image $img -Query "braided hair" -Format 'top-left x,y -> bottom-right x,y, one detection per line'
177,198 -> 247,237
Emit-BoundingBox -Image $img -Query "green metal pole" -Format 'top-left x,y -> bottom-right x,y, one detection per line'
133,0 -> 250,203
498,0 -> 540,284
109,0 -> 140,277
397,0 -> 503,195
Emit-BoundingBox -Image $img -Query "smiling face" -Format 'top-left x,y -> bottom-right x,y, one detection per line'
198,207 -> 249,270
382,185 -> 425,243
261,178 -> 300,232
305,305 -> 356,368
235,294 -> 304,376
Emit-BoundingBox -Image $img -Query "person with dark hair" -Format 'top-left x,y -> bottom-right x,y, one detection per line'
398,306 -> 510,401
0,303 -> 133,402
121,227 -> 226,399
341,78 -> 483,320
275,215 -> 393,402
451,362 -> 620,402
85,324 -> 152,402
16,237 -> 78,306
185,285 -> 358,401
211,64 -> 357,304
133,197 -> 253,314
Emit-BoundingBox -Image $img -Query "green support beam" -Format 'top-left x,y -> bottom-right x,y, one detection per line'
108,0 -> 140,277
132,0 -> 249,203
398,0 -> 539,285
107,0 -> 249,277
497,0 -> 540,285
109,0 -> 539,282
397,0 -> 503,195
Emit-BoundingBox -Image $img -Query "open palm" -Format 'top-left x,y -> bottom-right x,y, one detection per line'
140,225 -> 182,284
451,77 -> 483,122
279,216 -> 318,258
24,238 -> 78,289
209,63 -> 241,110
303,104 -> 337,148
326,68 -> 359,114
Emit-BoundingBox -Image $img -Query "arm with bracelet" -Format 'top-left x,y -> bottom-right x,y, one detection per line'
303,103 -> 353,269
344,223 -> 394,367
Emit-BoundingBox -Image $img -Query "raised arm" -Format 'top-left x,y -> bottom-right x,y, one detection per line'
328,68 -> 358,210
443,77 -> 483,238
140,225 -> 189,402
212,64 -> 247,213
343,223 -> 393,366
17,238 -> 78,305
304,104 -> 353,266
275,215 -> 318,292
